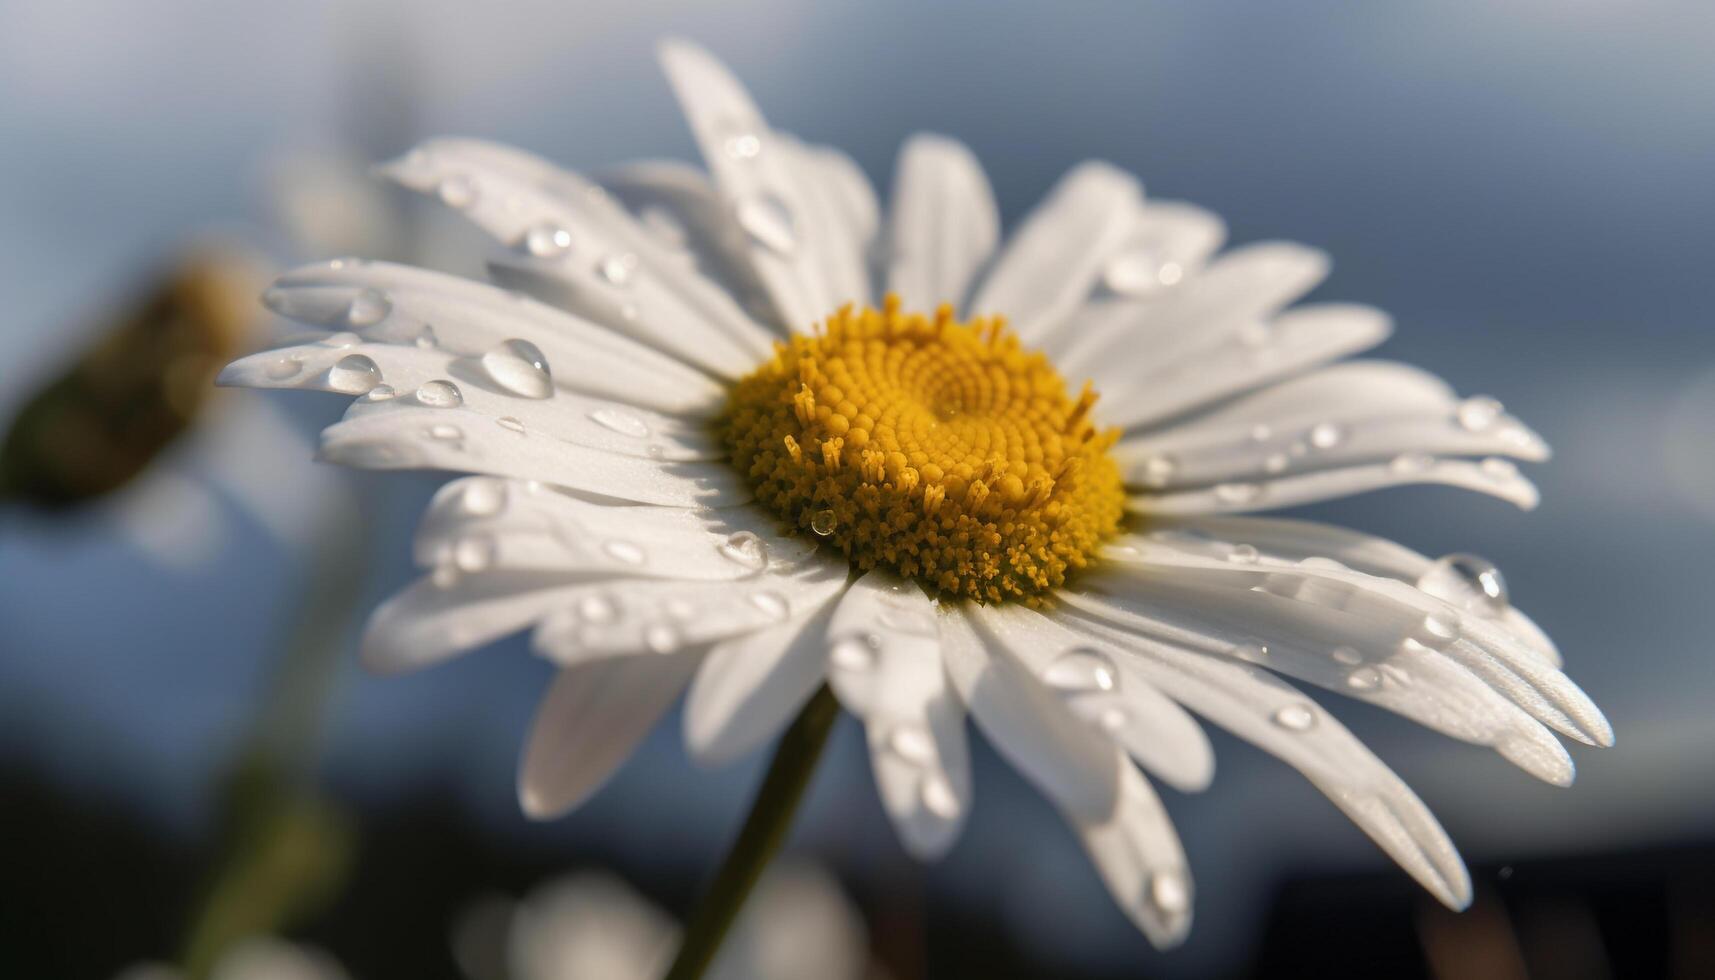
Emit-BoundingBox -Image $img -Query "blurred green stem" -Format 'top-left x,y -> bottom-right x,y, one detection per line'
663,684 -> 841,980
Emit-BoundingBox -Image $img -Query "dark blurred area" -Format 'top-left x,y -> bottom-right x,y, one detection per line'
3,2 -> 1713,978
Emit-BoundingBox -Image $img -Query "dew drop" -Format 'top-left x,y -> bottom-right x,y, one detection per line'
577,593 -> 616,623
603,540 -> 645,566
415,380 -> 463,408
1418,553 -> 1509,613
1231,642 -> 1269,663
1263,453 -> 1290,474
1330,646 -> 1364,666
1102,248 -> 1170,296
363,384 -> 398,402
461,479 -> 507,516
346,288 -> 390,327
597,252 -> 639,286
265,356 -> 304,380
589,407 -> 650,439
328,354 -> 382,393
1249,424 -> 1273,443
482,339 -> 553,399
644,623 -> 681,654
1229,543 -> 1260,564
748,591 -> 789,621
1456,395 -> 1504,432
453,534 -> 495,572
1213,482 -> 1264,506
735,193 -> 796,254
810,509 -> 837,536
1272,703 -> 1317,731
323,331 -> 360,349
723,129 -> 763,161
1419,611 -> 1463,647
1139,454 -> 1177,489
886,725 -> 935,766
522,221 -> 573,258
437,173 -> 478,209
1042,648 -> 1119,694
1097,706 -> 1129,732
717,531 -> 770,572
1390,452 -> 1433,474
1149,870 -> 1191,916
1309,421 -> 1344,449
830,635 -> 878,672
428,423 -> 463,442
415,324 -> 439,349
1345,666 -> 1382,691
496,416 -> 526,434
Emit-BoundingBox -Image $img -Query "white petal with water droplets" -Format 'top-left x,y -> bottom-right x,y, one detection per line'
360,572 -> 589,675
885,134 -> 1000,313
1095,302 -> 1392,431
254,261 -> 725,416
316,404 -> 749,508
969,160 -> 1142,345
684,597 -> 845,766
532,563 -> 848,665
825,574 -> 971,858
518,652 -> 700,818
1057,608 -> 1473,911
1072,757 -> 1195,949
942,608 -> 1119,822
380,138 -> 775,375
414,478 -> 820,582
659,39 -> 867,330
224,340 -> 723,462
1129,453 -> 1540,514
976,604 -> 1215,792
1115,362 -> 1549,489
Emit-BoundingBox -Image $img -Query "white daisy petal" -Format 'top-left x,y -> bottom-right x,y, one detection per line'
658,39 -> 864,330
1080,540 -> 1609,748
975,604 -> 1215,793
254,260 -> 725,416
941,608 -> 1120,822
684,598 -> 842,767
825,574 -> 971,858
415,478 -> 818,582
1116,362 -> 1548,490
779,136 -> 876,308
1129,454 -> 1540,514
600,159 -> 783,329
1095,302 -> 1393,432
885,134 -> 1000,312
379,138 -> 775,375
223,339 -> 723,462
360,571 -> 581,675
1067,562 -> 1574,785
1074,757 -> 1196,949
969,160 -> 1142,345
518,652 -> 700,819
1155,514 -> 1562,667
316,404 -> 749,508
1058,610 -> 1472,910
533,564 -> 848,665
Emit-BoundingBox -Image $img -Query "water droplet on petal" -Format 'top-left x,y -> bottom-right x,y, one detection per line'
1419,611 -> 1463,647
1102,248 -> 1169,296
736,193 -> 796,254
598,252 -> 639,286
1229,543 -> 1260,564
328,354 -> 381,393
1272,703 -> 1317,731
453,534 -> 495,572
1249,424 -> 1273,443
415,324 -> 439,349
886,725 -> 935,766
415,380 -> 463,408
437,173 -> 478,208
266,356 -> 304,380
603,540 -> 645,566
1456,395 -> 1504,432
428,423 -> 462,442
1263,453 -> 1290,474
1330,646 -> 1364,666
1309,421 -> 1344,449
482,339 -> 553,399
644,623 -> 681,653
1346,666 -> 1382,690
830,636 -> 878,672
717,531 -> 770,571
589,407 -> 650,439
496,416 -> 526,434
323,331 -> 360,349
1418,553 -> 1509,613
1231,642 -> 1269,663
1139,454 -> 1177,489
577,594 -> 616,623
522,221 -> 573,258
461,479 -> 507,516
810,509 -> 837,536
1097,706 -> 1129,732
346,289 -> 390,327
723,128 -> 763,161
920,774 -> 959,819
1213,482 -> 1264,506
363,384 -> 397,402
1043,648 -> 1119,694
748,591 -> 789,621
1149,870 -> 1190,916
1391,452 -> 1433,474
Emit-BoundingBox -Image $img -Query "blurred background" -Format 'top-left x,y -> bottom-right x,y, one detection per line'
3,1 -> 1713,977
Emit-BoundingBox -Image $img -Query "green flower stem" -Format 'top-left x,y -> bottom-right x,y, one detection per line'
664,684 -> 841,980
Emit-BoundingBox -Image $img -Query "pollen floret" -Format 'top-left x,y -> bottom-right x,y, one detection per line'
723,297 -> 1125,603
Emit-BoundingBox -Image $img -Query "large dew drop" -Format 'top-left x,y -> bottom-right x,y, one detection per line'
482,339 -> 553,399
415,380 -> 463,408
345,289 -> 390,327
328,354 -> 382,394
1418,553 -> 1509,614
1042,648 -> 1119,694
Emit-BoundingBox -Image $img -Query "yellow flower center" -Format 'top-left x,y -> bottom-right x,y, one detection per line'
722,297 -> 1125,603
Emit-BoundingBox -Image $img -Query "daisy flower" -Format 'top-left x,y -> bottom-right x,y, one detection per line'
219,39 -> 1611,956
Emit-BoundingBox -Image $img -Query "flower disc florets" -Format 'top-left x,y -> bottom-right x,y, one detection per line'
723,297 -> 1125,603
